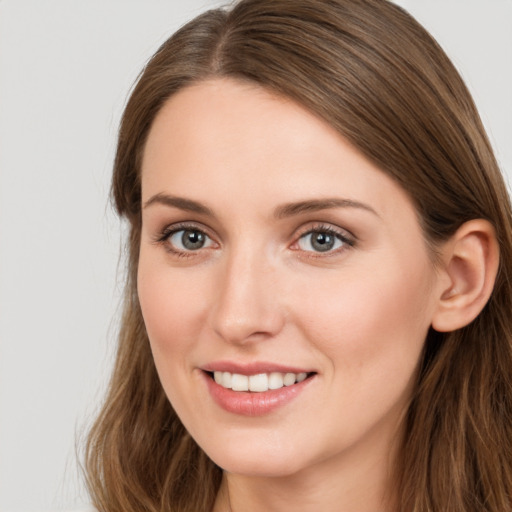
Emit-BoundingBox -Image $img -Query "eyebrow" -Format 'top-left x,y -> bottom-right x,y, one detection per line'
274,198 -> 379,218
143,193 -> 215,217
143,193 -> 378,219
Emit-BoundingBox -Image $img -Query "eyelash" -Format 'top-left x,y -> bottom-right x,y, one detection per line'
153,222 -> 355,258
292,223 -> 355,257
153,222 -> 216,258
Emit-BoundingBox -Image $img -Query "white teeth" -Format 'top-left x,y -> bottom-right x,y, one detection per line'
268,372 -> 284,390
212,370 -> 309,392
283,373 -> 296,386
221,371 -> 232,389
249,373 -> 268,392
231,373 -> 249,391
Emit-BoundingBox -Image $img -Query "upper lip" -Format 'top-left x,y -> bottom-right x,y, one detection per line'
201,361 -> 315,375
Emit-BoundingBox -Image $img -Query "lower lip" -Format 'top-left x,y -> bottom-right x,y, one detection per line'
202,371 -> 314,416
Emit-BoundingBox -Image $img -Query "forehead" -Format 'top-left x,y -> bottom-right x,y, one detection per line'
142,78 -> 341,171
141,78 -> 415,222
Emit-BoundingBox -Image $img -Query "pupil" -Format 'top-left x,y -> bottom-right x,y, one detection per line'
182,230 -> 205,250
312,232 -> 334,252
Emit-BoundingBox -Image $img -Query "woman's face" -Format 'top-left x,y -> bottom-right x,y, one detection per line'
138,78 -> 443,479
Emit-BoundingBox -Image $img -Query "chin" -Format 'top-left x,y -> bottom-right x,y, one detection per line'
199,437 -> 317,478
213,455 -> 307,478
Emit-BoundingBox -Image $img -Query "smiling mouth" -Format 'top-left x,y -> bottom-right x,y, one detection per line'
206,370 -> 316,392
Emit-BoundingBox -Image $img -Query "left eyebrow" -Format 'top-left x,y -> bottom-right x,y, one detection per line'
274,198 -> 379,219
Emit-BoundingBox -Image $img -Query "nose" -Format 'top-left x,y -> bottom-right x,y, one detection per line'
209,246 -> 285,345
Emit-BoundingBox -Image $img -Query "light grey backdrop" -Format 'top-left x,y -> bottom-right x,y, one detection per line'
0,1 -> 510,511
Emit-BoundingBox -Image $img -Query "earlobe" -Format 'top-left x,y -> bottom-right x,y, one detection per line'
432,219 -> 499,332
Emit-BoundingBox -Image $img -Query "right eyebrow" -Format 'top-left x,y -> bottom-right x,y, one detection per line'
143,193 -> 215,217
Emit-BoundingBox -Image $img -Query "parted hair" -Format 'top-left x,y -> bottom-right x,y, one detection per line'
85,1 -> 512,510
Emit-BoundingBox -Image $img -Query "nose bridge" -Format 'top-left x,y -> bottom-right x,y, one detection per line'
210,239 -> 283,344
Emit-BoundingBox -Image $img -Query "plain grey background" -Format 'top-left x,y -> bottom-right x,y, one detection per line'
0,1 -> 511,511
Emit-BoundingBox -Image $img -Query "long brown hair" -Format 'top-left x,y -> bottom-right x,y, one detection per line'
85,1 -> 512,510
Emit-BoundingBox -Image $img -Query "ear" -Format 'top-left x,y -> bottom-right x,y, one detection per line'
432,219 -> 499,332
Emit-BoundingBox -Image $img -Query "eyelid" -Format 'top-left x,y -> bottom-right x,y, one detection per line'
290,222 -> 356,254
151,220 -> 355,258
152,221 -> 219,255
153,220 -> 213,239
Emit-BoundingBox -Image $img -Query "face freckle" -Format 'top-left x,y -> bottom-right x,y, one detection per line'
137,78 -> 442,483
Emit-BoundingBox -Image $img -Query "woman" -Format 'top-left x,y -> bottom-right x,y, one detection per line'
85,0 -> 512,510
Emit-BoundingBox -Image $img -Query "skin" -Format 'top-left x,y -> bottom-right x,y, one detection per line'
138,78 -> 449,511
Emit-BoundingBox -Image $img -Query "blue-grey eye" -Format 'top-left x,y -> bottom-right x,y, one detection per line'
169,229 -> 212,251
297,231 -> 345,253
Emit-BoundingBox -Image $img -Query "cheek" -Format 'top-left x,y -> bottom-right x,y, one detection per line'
137,258 -> 209,363
137,259 -> 217,427
294,256 -> 435,391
